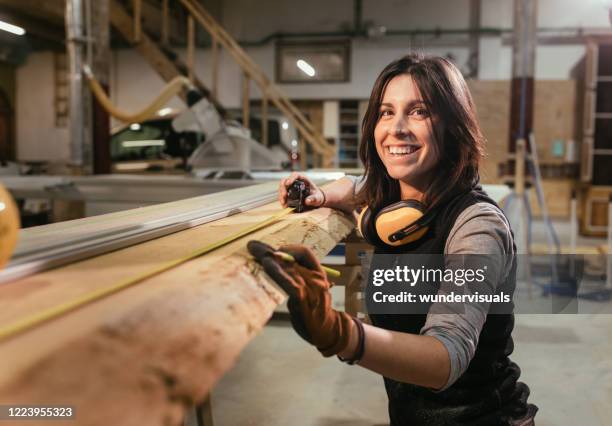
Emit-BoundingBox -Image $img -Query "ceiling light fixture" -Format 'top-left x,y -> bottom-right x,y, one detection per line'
0,20 -> 25,36
296,59 -> 316,77
158,107 -> 173,116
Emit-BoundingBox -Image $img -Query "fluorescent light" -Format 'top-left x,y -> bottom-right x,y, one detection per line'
296,59 -> 315,77
0,20 -> 25,36
282,121 -> 289,130
122,139 -> 165,148
129,123 -> 141,131
158,107 -> 173,116
0,202 -> 5,211
114,162 -> 151,171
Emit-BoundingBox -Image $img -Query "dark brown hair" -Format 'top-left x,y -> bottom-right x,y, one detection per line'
356,54 -> 485,212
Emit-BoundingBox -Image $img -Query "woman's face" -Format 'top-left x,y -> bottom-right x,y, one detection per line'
374,74 -> 440,191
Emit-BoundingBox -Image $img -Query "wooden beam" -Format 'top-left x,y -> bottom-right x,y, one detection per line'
211,36 -> 219,98
187,14 -> 195,81
261,93 -> 268,146
299,137 -> 307,170
242,71 -> 250,129
515,138 -> 526,195
0,201 -> 353,425
161,0 -> 169,45
133,0 -> 141,43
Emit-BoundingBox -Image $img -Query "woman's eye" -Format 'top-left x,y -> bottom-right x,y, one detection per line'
380,110 -> 393,117
410,108 -> 429,117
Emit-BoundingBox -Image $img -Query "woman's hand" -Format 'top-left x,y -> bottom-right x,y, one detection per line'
250,242 -> 355,357
278,173 -> 326,209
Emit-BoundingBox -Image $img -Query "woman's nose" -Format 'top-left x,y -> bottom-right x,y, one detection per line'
391,115 -> 409,137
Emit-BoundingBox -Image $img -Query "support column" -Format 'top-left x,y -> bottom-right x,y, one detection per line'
507,0 -> 537,177
467,0 -> 481,78
91,0 -> 111,174
66,0 -> 86,168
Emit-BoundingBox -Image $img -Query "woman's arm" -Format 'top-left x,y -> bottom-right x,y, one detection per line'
252,242 -> 451,390
339,322 -> 451,390
251,203 -> 512,391
278,173 -> 361,215
340,202 -> 514,391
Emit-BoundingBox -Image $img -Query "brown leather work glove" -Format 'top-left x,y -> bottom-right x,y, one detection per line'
258,244 -> 354,357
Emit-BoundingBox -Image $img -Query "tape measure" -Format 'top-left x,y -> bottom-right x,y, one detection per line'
0,207 -> 294,342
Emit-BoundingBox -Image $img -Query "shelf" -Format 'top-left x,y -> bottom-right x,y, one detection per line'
338,100 -> 361,168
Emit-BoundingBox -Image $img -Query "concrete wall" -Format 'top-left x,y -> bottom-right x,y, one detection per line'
14,0 -> 611,162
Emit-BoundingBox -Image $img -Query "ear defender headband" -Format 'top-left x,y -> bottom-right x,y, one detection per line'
357,200 -> 435,247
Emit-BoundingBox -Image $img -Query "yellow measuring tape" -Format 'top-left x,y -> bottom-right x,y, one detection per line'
0,207 -> 294,342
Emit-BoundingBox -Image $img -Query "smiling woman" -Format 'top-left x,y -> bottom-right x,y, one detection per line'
271,54 -> 537,426
358,55 -> 484,213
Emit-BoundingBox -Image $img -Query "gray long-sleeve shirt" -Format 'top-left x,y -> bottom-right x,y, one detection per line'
423,202 -> 514,390
345,175 -> 514,390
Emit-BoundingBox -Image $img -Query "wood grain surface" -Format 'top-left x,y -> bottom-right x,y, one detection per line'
0,203 -> 354,425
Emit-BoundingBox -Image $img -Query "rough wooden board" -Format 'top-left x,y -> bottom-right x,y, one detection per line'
0,204 -> 354,426
468,80 -> 576,184
526,179 -> 575,219
468,80 -> 511,184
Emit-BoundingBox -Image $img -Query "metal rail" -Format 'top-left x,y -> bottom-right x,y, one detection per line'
0,182 -> 279,284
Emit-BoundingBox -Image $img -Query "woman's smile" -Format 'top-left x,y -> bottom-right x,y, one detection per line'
384,144 -> 422,157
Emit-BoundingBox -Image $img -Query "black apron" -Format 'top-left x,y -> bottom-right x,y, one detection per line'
368,186 -> 537,425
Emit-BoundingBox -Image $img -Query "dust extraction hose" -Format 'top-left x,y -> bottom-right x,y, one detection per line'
82,64 -> 194,123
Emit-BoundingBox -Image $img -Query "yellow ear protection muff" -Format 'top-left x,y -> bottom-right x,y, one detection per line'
357,200 -> 436,247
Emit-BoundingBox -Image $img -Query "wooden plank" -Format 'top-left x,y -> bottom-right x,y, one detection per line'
133,0 -> 141,43
527,179 -> 574,218
533,80 -> 576,163
187,15 -> 195,81
530,243 -> 601,256
0,203 -> 354,425
261,93 -> 269,146
580,185 -> 612,236
468,80 -> 576,184
161,0 -> 169,45
211,37 -> 219,98
242,72 -> 250,129
468,80 -> 510,183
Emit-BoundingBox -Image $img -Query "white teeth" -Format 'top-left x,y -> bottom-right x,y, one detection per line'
387,145 -> 418,155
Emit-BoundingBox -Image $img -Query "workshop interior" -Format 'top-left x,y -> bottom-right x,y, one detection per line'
0,0 -> 611,425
